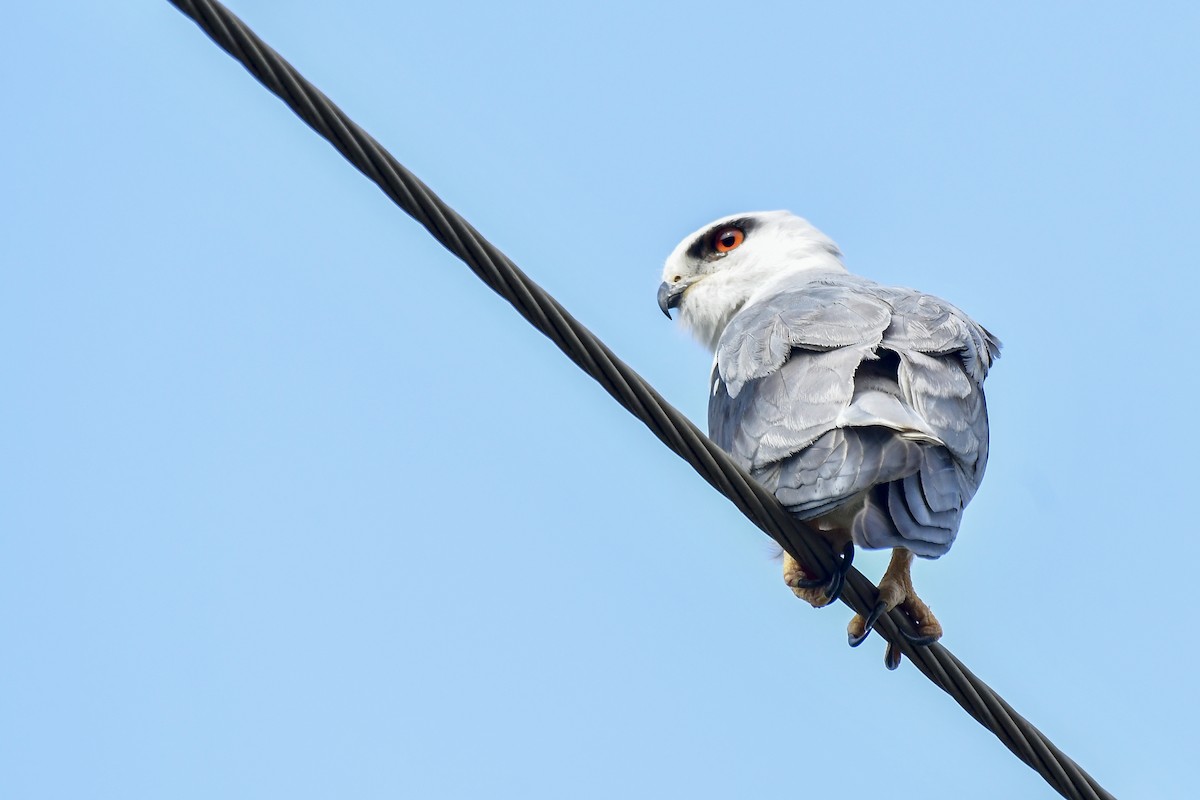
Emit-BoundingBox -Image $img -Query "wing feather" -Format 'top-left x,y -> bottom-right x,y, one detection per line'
707,273 -> 998,558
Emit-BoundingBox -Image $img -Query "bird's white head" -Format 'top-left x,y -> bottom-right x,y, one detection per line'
658,211 -> 845,350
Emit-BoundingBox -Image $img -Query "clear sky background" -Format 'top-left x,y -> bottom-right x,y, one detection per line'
3,2 -> 1197,798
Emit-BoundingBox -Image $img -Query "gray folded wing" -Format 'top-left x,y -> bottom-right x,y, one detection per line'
709,274 -> 999,558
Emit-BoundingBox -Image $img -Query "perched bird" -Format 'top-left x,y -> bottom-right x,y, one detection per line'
658,211 -> 999,667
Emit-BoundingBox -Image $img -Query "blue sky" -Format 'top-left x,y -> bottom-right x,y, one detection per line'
3,2 -> 1197,798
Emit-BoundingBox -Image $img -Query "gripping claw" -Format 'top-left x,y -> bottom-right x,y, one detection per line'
847,599 -> 889,648
789,542 -> 855,604
884,642 -> 903,670
898,626 -> 940,647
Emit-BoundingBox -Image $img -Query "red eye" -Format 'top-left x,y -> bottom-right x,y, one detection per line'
713,226 -> 745,253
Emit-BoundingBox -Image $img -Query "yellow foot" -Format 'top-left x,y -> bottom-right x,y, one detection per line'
782,552 -> 835,608
847,549 -> 942,663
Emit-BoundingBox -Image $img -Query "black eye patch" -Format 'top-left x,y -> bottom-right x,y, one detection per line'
686,216 -> 758,261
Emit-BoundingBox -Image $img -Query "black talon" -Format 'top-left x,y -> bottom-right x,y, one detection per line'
884,642 -> 903,670
848,599 -> 889,648
788,542 -> 855,604
823,567 -> 845,605
821,541 -> 854,603
898,627 -> 940,647
837,540 -> 855,568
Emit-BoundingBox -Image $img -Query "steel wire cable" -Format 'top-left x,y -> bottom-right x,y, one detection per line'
166,2 -> 1116,798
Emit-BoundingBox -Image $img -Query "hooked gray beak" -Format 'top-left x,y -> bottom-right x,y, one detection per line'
658,280 -> 684,319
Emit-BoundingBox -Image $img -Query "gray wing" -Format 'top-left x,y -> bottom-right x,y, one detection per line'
882,291 -> 1000,492
709,274 -> 999,558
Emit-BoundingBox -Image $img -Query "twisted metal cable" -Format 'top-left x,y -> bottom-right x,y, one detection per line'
165,3 -> 1115,798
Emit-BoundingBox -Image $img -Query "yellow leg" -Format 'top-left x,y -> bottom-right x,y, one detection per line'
846,548 -> 943,643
